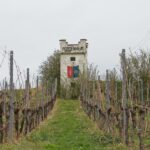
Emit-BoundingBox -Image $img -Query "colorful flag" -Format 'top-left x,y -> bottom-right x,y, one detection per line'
67,66 -> 73,78
73,65 -> 79,78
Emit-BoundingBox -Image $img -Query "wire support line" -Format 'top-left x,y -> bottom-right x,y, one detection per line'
132,31 -> 150,50
0,50 -> 7,68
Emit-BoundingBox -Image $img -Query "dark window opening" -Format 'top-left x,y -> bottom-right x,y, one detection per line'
80,47 -> 84,50
71,82 -> 76,88
70,57 -> 76,61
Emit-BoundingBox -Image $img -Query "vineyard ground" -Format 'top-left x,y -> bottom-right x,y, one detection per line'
1,99 -> 133,150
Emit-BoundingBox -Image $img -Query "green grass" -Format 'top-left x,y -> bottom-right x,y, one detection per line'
1,99 -> 129,150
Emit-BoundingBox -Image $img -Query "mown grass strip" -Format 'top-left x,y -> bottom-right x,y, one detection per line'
1,99 -> 129,150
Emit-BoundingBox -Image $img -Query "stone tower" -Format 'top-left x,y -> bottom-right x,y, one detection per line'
60,39 -> 88,88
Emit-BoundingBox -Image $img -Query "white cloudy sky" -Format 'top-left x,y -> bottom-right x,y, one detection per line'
0,0 -> 150,81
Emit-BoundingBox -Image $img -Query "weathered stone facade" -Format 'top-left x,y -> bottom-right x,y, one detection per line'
60,39 -> 88,88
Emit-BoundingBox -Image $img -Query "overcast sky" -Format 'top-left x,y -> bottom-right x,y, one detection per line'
0,0 -> 150,81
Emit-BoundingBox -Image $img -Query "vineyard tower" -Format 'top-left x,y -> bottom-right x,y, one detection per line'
60,39 -> 88,89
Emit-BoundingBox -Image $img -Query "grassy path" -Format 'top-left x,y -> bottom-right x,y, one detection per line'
1,99 -> 123,150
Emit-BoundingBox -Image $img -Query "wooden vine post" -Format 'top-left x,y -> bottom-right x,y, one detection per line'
26,68 -> 30,108
24,68 -> 30,134
106,69 -> 110,110
8,51 -> 14,143
36,76 -> 39,109
98,75 -> 102,110
105,69 -> 111,132
42,80 -> 45,120
121,49 -> 129,145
